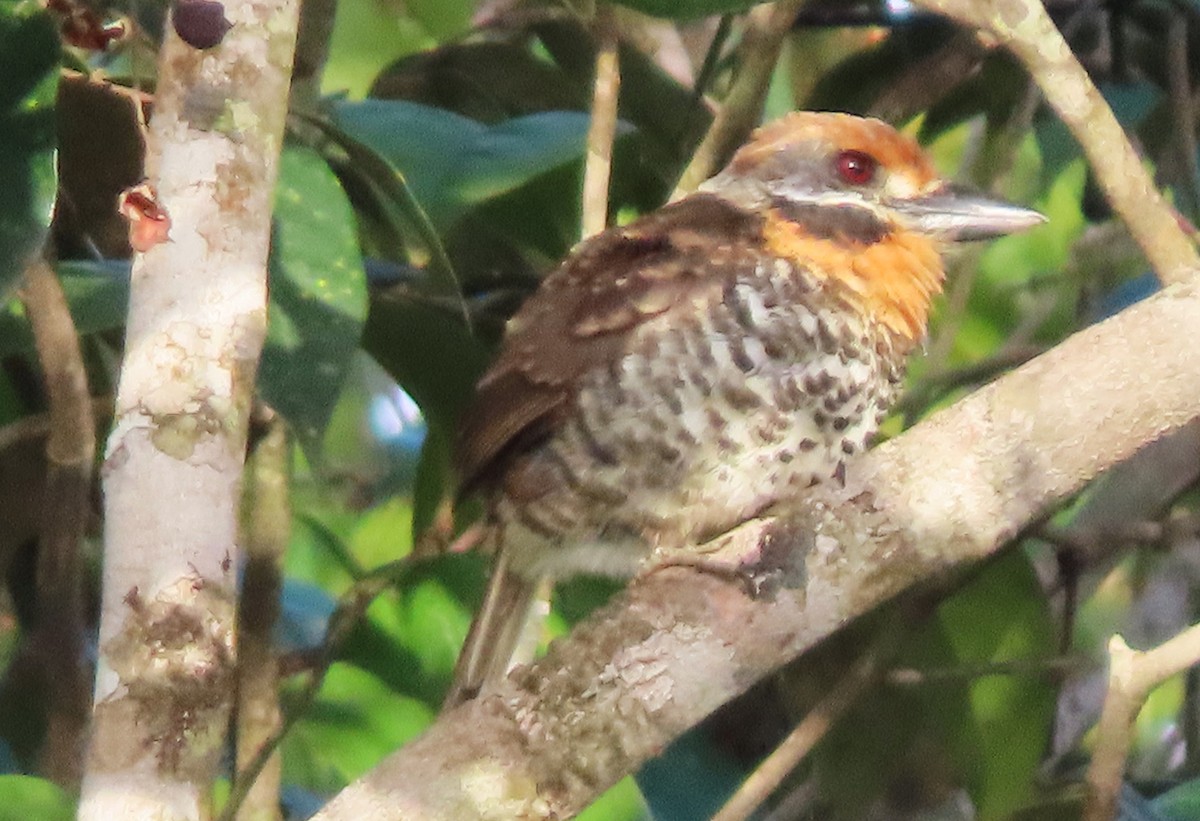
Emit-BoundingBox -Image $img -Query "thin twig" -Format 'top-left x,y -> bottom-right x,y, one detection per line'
886,654 -> 1089,686
18,255 -> 95,788
691,14 -> 734,103
234,413 -> 291,821
710,614 -> 913,821
710,649 -> 881,821
1083,626 -> 1200,821
0,414 -> 52,451
1039,510 -> 1200,566
1167,10 -> 1200,219
289,0 -> 337,111
581,3 -> 621,239
672,0 -> 807,198
219,557 -> 422,821
0,398 -> 113,452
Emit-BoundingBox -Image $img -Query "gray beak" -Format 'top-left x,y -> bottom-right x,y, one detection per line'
892,183 -> 1046,241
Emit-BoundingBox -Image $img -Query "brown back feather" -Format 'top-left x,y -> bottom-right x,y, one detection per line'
455,194 -> 764,494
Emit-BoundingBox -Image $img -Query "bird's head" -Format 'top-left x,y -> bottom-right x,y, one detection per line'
700,111 -> 1045,342
703,111 -> 1045,242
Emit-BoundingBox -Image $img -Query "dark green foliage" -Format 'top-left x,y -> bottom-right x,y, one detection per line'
1,0 -> 1198,818
0,0 -> 58,298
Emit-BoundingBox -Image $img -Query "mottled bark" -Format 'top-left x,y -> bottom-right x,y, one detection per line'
77,1 -> 300,818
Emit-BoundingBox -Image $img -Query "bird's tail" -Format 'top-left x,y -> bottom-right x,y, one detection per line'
443,549 -> 538,709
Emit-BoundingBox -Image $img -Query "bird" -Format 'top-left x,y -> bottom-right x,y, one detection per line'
444,111 -> 1044,707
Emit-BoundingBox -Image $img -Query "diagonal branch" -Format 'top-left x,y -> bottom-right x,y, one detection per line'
309,271 -> 1200,820
912,0 -> 1200,283
672,0 -> 806,198
1083,626 -> 1200,821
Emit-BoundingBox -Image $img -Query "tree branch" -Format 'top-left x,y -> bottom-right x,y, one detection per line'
671,0 -> 806,198
290,0 -> 337,110
309,273 -> 1200,819
711,622 -> 901,821
221,555 -> 424,821
77,0 -> 301,817
1083,626 -> 1200,821
233,413 -> 291,821
912,0 -> 1200,283
18,255 -> 95,788
580,3 -> 620,240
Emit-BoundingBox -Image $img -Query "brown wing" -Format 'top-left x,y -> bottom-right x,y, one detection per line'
455,193 -> 765,494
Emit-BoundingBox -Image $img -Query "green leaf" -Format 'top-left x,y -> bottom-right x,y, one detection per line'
578,776 -> 648,821
456,113 -> 611,203
1153,778 -> 1200,820
814,552 -> 1055,819
396,0 -> 471,41
287,510 -> 363,593
282,662 -> 434,793
805,24 -> 953,115
0,260 -> 129,357
1035,81 -> 1162,185
976,160 -> 1086,288
322,0 -> 434,98
332,100 -> 600,229
361,285 -> 490,441
0,775 -> 74,821
300,111 -> 463,305
919,53 -> 1029,145
410,422 -> 453,539
813,616 -> 976,819
938,551 -> 1058,818
462,164 -> 584,265
262,146 -> 369,451
0,0 -> 59,297
341,555 -> 483,706
1105,82 -> 1161,129
371,41 -> 588,122
348,495 -> 414,569
1033,114 -> 1079,184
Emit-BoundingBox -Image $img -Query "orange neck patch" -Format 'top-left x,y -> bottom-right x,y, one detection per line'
761,210 -> 945,346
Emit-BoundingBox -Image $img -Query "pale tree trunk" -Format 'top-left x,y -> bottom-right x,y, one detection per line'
77,2 -> 300,818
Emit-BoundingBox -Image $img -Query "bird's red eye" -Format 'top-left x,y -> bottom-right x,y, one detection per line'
834,150 -> 878,186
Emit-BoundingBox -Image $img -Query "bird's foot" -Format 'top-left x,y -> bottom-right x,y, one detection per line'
643,519 -> 788,599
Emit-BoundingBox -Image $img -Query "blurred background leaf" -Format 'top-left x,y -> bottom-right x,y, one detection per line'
0,0 -> 58,297
263,146 -> 369,454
